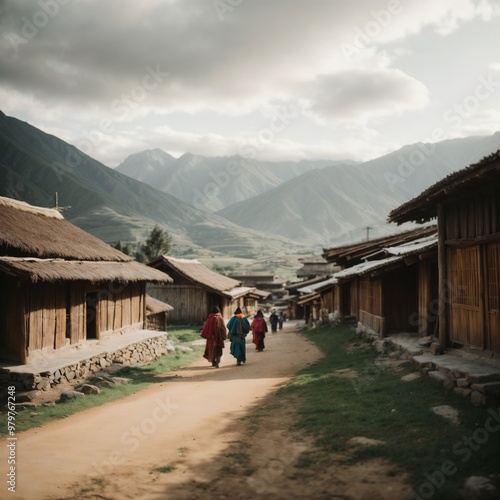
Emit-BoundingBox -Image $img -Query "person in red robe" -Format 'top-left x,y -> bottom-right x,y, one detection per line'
200,306 -> 227,368
251,310 -> 268,352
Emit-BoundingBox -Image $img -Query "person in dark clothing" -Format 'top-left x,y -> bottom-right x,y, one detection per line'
227,307 -> 250,365
251,310 -> 268,352
200,306 -> 227,368
269,310 -> 278,333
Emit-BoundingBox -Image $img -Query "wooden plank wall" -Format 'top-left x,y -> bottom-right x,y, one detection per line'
349,281 -> 359,318
54,286 -> 66,349
485,242 -> 500,353
444,193 -> 500,354
447,246 -> 483,348
148,284 -> 207,324
0,279 -> 147,363
70,283 -> 85,343
445,193 -> 500,240
97,282 -> 144,334
358,278 -> 382,317
320,288 -> 336,315
24,283 -> 67,352
359,309 -> 385,334
417,260 -> 439,336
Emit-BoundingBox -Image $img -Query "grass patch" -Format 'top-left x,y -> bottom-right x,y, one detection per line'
220,444 -> 255,476
154,465 -> 177,473
279,324 -> 500,499
0,329 -> 203,435
79,477 -> 107,494
167,325 -> 203,344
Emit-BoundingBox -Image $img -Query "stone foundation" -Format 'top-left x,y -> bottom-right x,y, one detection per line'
0,333 -> 167,392
355,322 -> 500,406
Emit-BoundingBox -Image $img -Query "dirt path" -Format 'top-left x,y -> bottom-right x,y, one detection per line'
4,324 -> 412,500
3,323 -> 326,500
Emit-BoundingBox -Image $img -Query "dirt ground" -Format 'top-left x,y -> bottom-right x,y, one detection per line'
2,323 -> 411,500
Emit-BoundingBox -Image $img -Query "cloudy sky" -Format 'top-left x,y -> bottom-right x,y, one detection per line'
1,0 -> 500,167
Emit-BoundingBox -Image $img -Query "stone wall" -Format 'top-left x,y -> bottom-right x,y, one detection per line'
356,322 -> 500,406
0,334 -> 167,392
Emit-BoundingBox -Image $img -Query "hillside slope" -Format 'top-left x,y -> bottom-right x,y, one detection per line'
115,150 -> 349,211
218,133 -> 500,246
0,111 -> 301,255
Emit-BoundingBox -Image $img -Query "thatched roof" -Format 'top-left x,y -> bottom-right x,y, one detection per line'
223,286 -> 256,299
0,257 -> 172,284
0,197 -> 173,284
388,150 -> 500,224
146,295 -> 174,314
148,256 -> 241,294
0,196 -> 131,261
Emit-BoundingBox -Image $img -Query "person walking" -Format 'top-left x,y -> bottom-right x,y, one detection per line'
278,312 -> 284,330
200,306 -> 227,368
251,310 -> 268,352
269,310 -> 278,333
227,306 -> 250,366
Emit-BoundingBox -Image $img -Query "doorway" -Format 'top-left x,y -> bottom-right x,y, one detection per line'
85,292 -> 98,339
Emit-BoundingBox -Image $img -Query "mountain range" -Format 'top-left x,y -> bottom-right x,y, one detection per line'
116,150 -> 347,212
0,111 -> 300,256
1,109 -> 499,254
117,133 -> 500,245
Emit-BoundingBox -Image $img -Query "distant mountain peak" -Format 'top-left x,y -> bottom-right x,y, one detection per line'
0,111 -> 302,256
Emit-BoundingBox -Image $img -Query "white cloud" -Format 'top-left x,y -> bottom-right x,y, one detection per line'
0,0 -> 499,165
301,68 -> 429,124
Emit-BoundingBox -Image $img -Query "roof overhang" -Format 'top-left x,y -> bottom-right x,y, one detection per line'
0,257 -> 173,284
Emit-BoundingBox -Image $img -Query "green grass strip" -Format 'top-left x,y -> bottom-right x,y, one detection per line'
278,324 -> 500,499
0,328 -> 203,435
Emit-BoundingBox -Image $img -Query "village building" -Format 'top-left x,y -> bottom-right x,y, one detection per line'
286,275 -> 332,320
389,151 -> 500,359
289,276 -> 338,325
288,228 -> 438,330
282,227 -> 439,328
296,257 -> 338,280
0,196 -> 173,391
227,272 -> 289,300
322,226 -> 437,269
146,295 -> 174,332
333,232 -> 438,337
147,256 -> 264,323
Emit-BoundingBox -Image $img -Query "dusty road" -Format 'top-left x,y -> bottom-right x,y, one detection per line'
2,323 -> 325,500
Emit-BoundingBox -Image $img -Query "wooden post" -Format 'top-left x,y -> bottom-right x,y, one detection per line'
437,203 -> 447,348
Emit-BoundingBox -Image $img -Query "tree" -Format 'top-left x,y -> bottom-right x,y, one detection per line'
137,225 -> 172,263
112,240 -> 133,256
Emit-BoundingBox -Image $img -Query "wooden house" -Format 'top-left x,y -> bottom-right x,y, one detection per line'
389,151 -> 500,358
334,233 -> 437,336
227,272 -> 289,300
322,226 -> 437,268
291,276 -> 338,325
147,256 -> 261,323
320,227 -> 438,336
296,258 -> 337,279
287,275 -> 332,320
146,295 -> 174,332
0,197 -> 172,364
